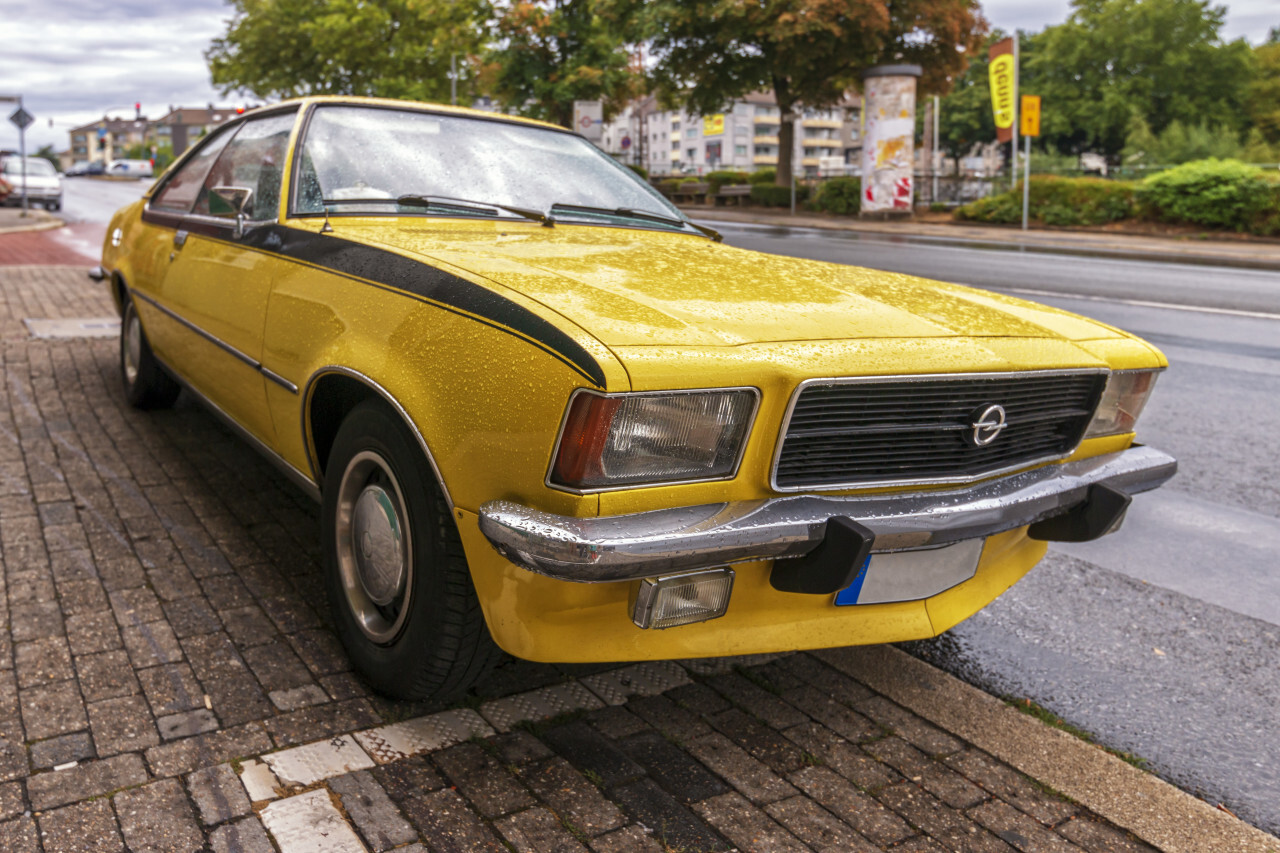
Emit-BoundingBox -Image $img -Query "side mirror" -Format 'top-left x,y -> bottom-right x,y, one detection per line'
209,186 -> 254,237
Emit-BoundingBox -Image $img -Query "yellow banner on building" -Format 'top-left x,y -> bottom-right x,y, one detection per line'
988,37 -> 1016,143
702,114 -> 724,136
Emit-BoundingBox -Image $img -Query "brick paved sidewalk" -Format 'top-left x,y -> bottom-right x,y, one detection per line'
0,265 -> 1271,853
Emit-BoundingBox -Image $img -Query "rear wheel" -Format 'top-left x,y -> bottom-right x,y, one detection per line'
120,295 -> 180,409
322,401 -> 500,700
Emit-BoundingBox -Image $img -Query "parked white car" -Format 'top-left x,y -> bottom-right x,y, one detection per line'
107,158 -> 154,178
0,157 -> 63,210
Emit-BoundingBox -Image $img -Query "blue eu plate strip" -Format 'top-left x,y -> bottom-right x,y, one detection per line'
834,553 -> 873,606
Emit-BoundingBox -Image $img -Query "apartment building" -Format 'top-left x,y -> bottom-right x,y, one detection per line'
603,92 -> 861,177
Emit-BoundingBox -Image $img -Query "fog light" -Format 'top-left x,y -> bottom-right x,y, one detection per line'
633,568 -> 734,629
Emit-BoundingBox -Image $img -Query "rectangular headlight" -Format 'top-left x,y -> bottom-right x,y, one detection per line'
1085,369 -> 1160,438
550,388 -> 758,491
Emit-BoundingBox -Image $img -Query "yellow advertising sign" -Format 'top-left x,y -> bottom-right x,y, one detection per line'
702,114 -> 724,136
988,37 -> 1016,143
1020,95 -> 1041,137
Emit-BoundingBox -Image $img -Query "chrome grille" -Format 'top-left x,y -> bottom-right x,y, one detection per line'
773,371 -> 1107,490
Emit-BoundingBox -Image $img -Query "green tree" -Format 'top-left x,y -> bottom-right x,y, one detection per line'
34,145 -> 60,170
206,0 -> 491,102
1247,40 -> 1280,146
483,1 -> 641,128
621,0 -> 986,187
1029,0 -> 1255,164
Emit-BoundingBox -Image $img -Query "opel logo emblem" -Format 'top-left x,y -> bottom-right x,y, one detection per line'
969,404 -> 1007,446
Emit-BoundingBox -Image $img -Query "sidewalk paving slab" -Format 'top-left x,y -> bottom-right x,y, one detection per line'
0,262 -> 1275,851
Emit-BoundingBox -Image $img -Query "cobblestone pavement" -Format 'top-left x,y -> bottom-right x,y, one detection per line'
0,262 -> 1210,852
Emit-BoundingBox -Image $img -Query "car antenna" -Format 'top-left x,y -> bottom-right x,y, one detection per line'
320,205 -> 334,234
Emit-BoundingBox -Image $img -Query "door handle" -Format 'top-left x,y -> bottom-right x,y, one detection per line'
174,230 -> 188,248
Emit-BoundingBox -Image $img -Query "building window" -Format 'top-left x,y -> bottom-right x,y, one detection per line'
735,145 -> 747,156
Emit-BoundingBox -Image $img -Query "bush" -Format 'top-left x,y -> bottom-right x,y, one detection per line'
956,176 -> 1136,226
748,169 -> 776,184
626,164 -> 649,181
705,170 -> 750,194
811,177 -> 861,215
749,183 -> 809,206
1137,159 -> 1273,231
678,177 -> 703,187
655,178 -> 681,196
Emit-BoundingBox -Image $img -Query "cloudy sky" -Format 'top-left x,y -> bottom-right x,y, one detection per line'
2,0 -> 1276,155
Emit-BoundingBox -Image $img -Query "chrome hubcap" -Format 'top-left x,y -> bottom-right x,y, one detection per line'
335,451 -> 413,644
124,307 -> 142,386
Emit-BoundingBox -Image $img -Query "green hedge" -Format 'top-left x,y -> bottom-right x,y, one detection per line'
705,170 -> 750,194
811,177 -> 861,215
1137,159 -> 1274,231
750,184 -> 810,206
954,161 -> 1280,236
748,169 -> 776,184
956,176 -> 1136,226
627,164 -> 649,181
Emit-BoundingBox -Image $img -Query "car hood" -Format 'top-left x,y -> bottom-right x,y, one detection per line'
358,223 -> 1127,348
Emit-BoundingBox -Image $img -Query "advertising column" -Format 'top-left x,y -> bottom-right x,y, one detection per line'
859,65 -> 922,217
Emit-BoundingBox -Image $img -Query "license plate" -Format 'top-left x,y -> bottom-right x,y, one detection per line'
835,538 -> 985,606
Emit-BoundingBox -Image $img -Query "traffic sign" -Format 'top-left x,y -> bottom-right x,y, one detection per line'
1020,95 -> 1041,137
9,107 -> 34,131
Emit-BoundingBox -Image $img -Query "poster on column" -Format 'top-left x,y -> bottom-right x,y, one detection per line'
860,70 -> 919,214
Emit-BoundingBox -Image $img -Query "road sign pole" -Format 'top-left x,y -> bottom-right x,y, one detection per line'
1022,134 -> 1031,231
18,96 -> 28,216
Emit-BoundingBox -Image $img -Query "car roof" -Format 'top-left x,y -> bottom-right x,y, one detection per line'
259,95 -> 571,135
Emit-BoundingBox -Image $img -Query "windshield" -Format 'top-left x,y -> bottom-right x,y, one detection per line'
4,159 -> 57,177
295,105 -> 684,226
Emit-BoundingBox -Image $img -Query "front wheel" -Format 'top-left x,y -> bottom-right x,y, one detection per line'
120,295 -> 180,409
322,401 -> 500,701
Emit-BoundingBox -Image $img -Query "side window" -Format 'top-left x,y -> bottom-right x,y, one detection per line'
193,111 -> 297,221
151,127 -> 236,213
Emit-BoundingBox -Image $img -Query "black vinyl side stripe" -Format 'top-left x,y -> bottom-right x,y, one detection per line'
254,226 -> 606,387
137,213 -> 607,386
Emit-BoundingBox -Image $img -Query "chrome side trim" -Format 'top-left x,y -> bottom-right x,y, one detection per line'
151,352 -> 322,503
544,386 -> 762,495
479,445 -> 1176,583
769,368 -> 1109,493
133,290 -> 258,368
300,366 -> 455,511
131,290 -> 299,395
261,367 -> 299,394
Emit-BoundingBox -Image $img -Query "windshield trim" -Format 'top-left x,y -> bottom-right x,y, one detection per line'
287,102 -> 682,224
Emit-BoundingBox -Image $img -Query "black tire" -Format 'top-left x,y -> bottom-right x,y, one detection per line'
322,400 -> 500,701
120,295 -> 181,409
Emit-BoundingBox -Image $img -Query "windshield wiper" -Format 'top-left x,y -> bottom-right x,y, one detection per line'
548,203 -> 722,242
318,195 -> 553,227
397,195 -> 553,227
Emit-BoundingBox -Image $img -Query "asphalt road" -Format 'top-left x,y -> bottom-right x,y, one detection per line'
707,218 -> 1280,834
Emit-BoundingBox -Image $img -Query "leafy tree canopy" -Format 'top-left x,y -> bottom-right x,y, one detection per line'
615,0 -> 986,185
1248,40 -> 1280,146
1028,0 -> 1255,162
207,0 -> 491,102
482,1 -> 641,128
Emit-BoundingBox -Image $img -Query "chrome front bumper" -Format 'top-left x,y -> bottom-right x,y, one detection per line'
478,445 -> 1176,583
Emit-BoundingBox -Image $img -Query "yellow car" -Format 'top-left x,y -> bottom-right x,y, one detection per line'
97,96 -> 1176,700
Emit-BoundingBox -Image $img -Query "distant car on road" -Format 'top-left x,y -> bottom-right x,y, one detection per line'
66,160 -> 106,177
97,95 -> 1177,702
107,159 -> 154,178
0,156 -> 63,210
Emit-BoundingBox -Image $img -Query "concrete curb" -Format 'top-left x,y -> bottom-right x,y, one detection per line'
0,210 -> 64,236
818,645 -> 1280,853
683,207 -> 1280,272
